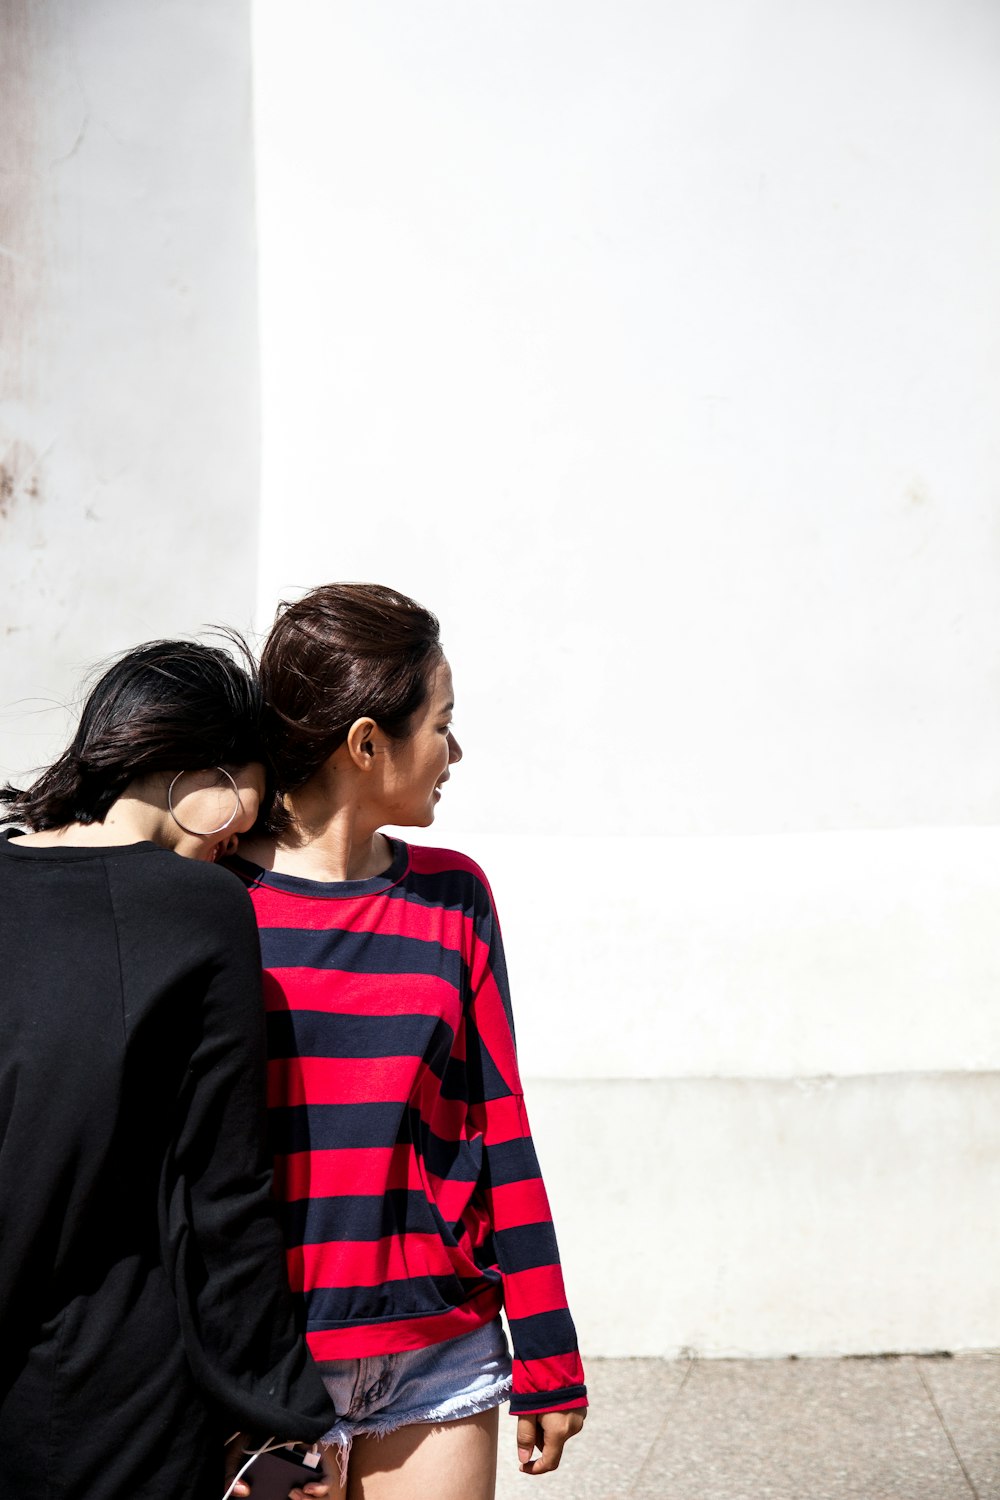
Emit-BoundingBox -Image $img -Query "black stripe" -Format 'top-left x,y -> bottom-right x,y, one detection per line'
482,1136 -> 541,1188
267,1010 -> 455,1073
268,1101 -> 406,1154
494,1221 -> 560,1271
420,1126 -> 482,1184
269,1104 -> 485,1187
472,1228 -> 500,1276
463,1008 -> 515,1102
305,1271 -> 498,1326
507,1308 -> 580,1361
439,1053 -> 470,1103
510,1385 -> 587,1414
386,867 -> 493,943
281,1188 -> 452,1248
260,926 -> 465,991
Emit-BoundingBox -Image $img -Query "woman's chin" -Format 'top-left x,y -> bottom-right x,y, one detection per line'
383,802 -> 437,830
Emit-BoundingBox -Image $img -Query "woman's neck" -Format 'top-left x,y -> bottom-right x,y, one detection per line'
15,794 -> 168,849
241,801 -> 394,883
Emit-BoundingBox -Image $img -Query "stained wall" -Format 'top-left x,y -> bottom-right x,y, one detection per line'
0,0 -> 259,781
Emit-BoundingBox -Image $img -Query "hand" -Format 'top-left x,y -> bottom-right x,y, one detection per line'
516,1409 -> 587,1475
289,1444 -> 340,1499
223,1436 -> 332,1499
223,1433 -> 252,1498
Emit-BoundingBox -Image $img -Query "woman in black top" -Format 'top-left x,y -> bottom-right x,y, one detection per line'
0,641 -> 333,1500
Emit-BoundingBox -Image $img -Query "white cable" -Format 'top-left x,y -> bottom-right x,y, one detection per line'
222,1434 -> 325,1500
221,1435 -> 279,1500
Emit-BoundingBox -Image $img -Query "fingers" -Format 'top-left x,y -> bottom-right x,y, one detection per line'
521,1422 -> 566,1475
516,1414 -> 539,1467
519,1410 -> 587,1475
223,1431 -> 250,1495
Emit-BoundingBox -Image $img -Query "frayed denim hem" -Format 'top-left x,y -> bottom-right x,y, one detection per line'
321,1375 -> 513,1482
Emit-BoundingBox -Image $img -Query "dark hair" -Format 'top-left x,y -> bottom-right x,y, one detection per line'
259,583 -> 441,832
0,639 -> 266,830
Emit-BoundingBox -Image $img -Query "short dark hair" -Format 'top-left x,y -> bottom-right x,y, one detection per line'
259,582 -> 442,833
0,638 -> 266,830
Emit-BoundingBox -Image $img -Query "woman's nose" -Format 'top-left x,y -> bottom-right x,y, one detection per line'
448,733 -> 463,764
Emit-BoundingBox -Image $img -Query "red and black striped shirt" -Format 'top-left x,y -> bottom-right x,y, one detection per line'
230,841 -> 587,1417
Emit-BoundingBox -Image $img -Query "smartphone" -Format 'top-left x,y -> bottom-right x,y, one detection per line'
238,1445 -> 325,1500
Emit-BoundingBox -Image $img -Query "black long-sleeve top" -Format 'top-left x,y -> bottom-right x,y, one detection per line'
0,833 -> 333,1500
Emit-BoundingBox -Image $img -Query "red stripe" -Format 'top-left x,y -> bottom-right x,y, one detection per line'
276,1145 -> 412,1199
268,1054 -> 443,1108
267,1061 -> 473,1154
468,970 -> 521,1089
513,1351 -> 586,1393
431,1173 -> 481,1228
305,1285 -> 503,1358
501,1265 -> 571,1321
483,1178 -> 552,1232
424,1090 -> 472,1141
454,1195 -> 493,1262
467,1093 -> 528,1143
287,1232 -> 480,1290
274,1148 -> 482,1228
249,878 -> 492,974
247,876 -> 402,926
263,967 -> 460,1018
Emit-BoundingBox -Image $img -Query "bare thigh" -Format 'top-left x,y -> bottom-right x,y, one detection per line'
337,1406 -> 500,1500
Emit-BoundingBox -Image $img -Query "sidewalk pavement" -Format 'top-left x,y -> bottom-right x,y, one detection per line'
496,1354 -> 1000,1500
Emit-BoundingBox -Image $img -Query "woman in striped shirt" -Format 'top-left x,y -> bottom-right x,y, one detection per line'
231,583 -> 586,1500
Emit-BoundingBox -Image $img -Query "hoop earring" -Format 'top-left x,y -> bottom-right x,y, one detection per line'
167,766 -> 241,837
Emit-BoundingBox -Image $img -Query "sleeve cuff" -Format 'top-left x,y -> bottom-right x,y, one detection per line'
508,1384 -> 588,1416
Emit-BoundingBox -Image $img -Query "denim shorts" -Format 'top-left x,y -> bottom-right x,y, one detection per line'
318,1316 -> 513,1475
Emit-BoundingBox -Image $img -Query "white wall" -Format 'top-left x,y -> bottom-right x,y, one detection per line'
252,1 -> 1000,1354
253,0 -> 1000,837
0,0 -> 260,784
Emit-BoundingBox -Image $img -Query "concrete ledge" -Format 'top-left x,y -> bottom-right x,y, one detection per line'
525,1073 -> 1000,1356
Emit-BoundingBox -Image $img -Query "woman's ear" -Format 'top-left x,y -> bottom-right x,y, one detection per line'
345,717 -> 379,771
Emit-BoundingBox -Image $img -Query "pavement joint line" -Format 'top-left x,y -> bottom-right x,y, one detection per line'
916,1359 -> 980,1499
627,1355 -> 696,1497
